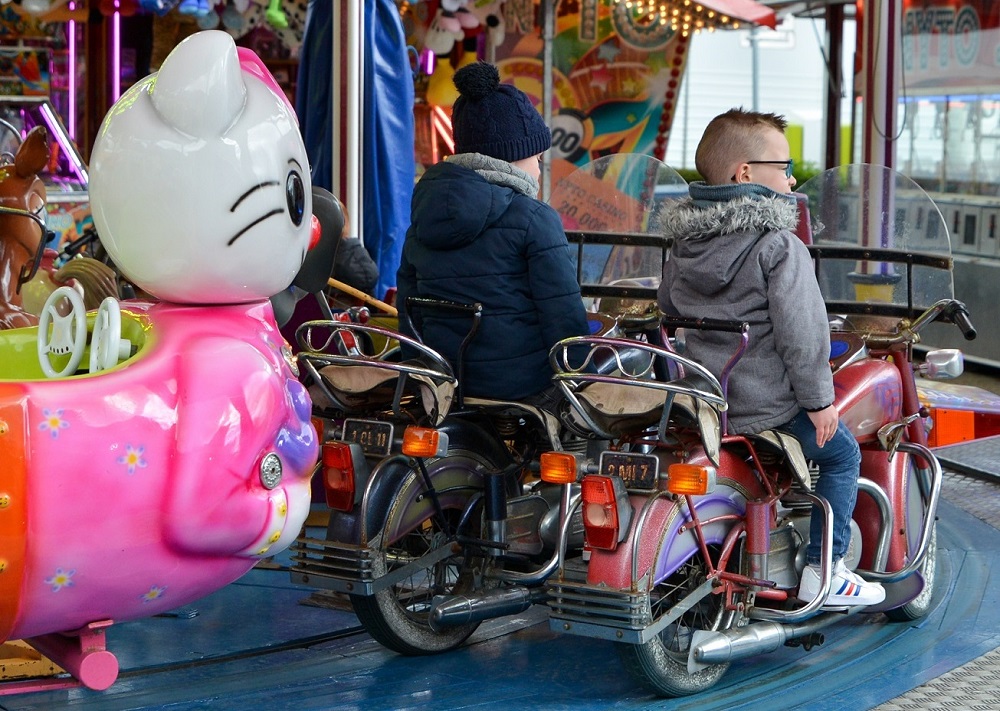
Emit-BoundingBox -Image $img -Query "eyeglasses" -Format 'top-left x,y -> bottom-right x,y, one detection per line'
747,159 -> 795,178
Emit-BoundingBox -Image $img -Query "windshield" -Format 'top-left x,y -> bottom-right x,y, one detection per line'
549,153 -> 686,316
797,164 -> 954,320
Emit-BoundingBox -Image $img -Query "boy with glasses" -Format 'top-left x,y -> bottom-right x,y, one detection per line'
656,107 -> 885,607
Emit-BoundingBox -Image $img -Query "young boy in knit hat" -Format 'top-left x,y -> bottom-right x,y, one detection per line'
656,108 -> 885,608
396,61 -> 589,403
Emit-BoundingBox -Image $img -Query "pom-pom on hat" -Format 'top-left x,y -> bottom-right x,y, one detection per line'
451,61 -> 551,163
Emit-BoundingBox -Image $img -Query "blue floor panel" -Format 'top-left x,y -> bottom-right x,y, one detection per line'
3,499 -> 1000,710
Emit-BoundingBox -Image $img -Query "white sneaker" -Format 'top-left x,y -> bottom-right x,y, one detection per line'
797,559 -> 886,606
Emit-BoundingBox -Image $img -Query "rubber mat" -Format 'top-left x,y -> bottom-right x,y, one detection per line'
935,434 -> 1000,479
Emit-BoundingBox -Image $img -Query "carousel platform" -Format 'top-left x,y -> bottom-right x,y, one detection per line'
4,371 -> 1000,710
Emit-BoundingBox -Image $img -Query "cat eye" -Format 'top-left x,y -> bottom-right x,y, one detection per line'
286,171 -> 305,226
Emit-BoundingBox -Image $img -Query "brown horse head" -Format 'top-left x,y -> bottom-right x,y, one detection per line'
0,126 -> 120,330
0,125 -> 49,328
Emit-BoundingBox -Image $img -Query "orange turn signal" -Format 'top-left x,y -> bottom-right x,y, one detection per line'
311,416 -> 331,442
666,463 -> 717,496
402,427 -> 446,458
539,452 -> 580,484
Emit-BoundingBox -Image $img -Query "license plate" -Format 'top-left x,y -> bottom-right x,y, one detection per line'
342,419 -> 394,457
599,451 -> 659,491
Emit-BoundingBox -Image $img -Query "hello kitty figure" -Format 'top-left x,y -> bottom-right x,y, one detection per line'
90,30 -> 312,304
0,31 -> 317,691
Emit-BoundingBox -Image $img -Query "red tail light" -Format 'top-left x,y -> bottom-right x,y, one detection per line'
581,475 -> 631,551
321,442 -> 356,512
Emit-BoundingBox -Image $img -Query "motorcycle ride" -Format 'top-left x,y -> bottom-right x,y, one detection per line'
289,154 -> 689,655
540,161 -> 976,696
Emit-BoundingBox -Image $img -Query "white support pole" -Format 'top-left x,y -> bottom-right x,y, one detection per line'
860,0 -> 900,171
334,0 -> 364,240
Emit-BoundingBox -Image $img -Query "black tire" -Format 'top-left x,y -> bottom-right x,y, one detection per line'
885,455 -> 937,622
618,546 -> 743,697
351,508 -> 484,655
885,522 -> 937,622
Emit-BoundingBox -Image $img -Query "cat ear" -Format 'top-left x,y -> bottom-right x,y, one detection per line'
151,30 -> 245,139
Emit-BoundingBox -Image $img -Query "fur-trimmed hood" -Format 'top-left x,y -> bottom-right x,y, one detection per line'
659,187 -> 799,298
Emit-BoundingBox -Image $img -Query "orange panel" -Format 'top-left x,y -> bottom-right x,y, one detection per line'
927,407 -> 976,448
0,386 -> 28,643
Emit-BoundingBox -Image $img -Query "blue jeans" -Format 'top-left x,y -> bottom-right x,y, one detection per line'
777,409 -> 862,564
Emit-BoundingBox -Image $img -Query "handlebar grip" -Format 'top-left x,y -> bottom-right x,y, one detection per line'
406,296 -> 483,316
661,315 -> 749,334
953,308 -> 977,341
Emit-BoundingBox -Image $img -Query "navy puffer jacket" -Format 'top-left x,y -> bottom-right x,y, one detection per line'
396,161 -> 589,399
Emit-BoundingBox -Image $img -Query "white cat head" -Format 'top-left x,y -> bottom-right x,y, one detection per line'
89,30 -> 314,304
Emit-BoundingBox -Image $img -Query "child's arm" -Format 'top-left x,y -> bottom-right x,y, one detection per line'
766,234 -> 836,414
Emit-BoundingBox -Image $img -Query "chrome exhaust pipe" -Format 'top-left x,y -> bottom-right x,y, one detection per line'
688,613 -> 847,674
429,586 -> 542,630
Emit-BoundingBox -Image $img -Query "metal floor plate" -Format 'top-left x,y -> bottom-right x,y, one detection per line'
936,435 -> 1000,479
875,466 -> 1000,711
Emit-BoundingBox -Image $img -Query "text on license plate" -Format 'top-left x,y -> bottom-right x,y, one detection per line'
599,451 -> 659,490
342,419 -> 394,457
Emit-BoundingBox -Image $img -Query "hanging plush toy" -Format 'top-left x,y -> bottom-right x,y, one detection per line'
437,0 -> 479,32
423,0 -> 479,57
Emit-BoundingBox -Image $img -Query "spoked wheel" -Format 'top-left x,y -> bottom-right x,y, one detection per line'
350,505 -> 490,656
619,547 -> 743,697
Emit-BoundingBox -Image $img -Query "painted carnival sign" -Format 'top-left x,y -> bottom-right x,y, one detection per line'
902,0 -> 1000,90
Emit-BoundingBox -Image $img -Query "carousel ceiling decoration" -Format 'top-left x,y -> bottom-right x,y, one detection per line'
613,0 -> 777,34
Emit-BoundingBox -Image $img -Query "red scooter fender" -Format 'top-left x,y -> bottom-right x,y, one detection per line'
586,448 -> 765,590
853,446 -> 922,573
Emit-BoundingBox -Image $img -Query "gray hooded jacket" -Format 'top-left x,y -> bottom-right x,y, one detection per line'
656,183 -> 834,434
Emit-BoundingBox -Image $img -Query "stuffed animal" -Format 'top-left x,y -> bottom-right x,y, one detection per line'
424,0 -> 480,56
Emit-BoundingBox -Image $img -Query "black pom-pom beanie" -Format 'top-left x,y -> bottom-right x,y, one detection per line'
451,61 -> 551,163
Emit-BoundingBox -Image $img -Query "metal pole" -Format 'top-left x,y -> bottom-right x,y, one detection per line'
541,0 -> 554,202
346,0 -> 363,242
823,3 -> 845,169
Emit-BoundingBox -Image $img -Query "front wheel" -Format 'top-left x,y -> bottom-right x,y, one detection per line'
885,522 -> 937,622
618,547 -> 743,697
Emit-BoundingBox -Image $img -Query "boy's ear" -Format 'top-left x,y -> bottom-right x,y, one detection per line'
732,162 -> 751,184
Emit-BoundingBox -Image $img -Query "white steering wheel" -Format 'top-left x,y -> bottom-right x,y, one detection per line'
37,286 -> 87,378
90,297 -> 123,373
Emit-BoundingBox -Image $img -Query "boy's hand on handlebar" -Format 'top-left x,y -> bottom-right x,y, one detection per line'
807,406 -> 839,447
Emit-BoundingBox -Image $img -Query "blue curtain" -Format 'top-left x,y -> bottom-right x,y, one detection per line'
296,0 -> 333,192
363,0 -> 414,300
296,0 -> 414,299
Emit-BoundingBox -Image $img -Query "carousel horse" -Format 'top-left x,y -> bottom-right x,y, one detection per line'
0,125 -> 118,330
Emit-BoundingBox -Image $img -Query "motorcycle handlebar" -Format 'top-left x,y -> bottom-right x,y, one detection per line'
864,299 -> 977,349
949,304 -> 977,341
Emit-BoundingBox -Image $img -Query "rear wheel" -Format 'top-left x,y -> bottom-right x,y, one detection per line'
351,505 -> 487,655
618,547 -> 743,697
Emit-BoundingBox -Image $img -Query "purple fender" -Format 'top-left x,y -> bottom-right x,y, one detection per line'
586,484 -> 749,590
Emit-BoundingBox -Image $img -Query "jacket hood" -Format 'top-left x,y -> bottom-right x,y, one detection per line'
408,161 -> 513,250
659,191 -> 800,297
